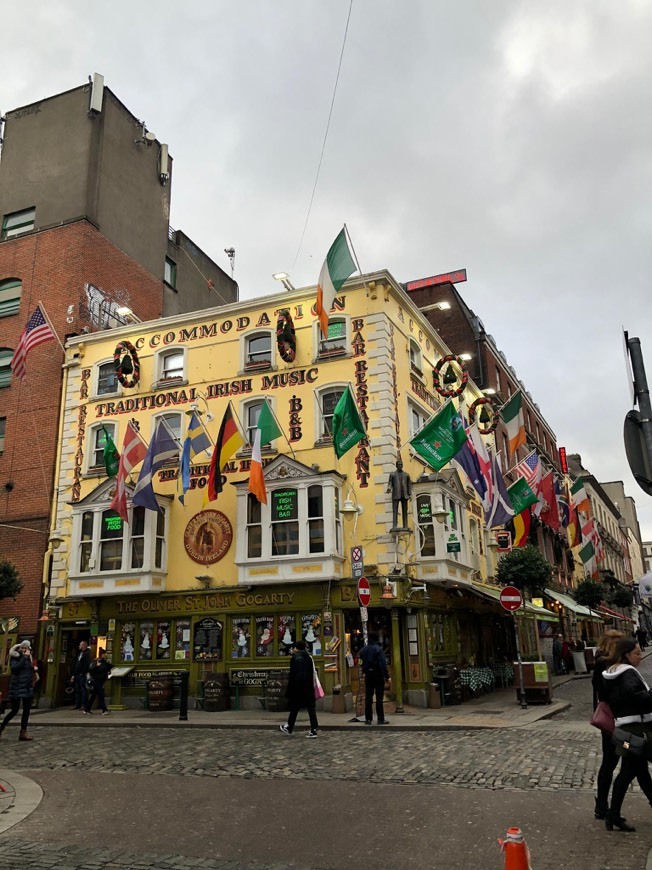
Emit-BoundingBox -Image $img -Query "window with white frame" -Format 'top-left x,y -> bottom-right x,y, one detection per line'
241,479 -> 342,562
416,493 -> 436,557
244,331 -> 273,369
75,505 -> 167,575
157,348 -> 185,383
316,386 -> 345,439
409,339 -> 423,376
241,399 -> 279,450
89,422 -> 116,470
154,412 -> 182,447
0,279 -> 22,318
97,361 -> 119,396
408,401 -> 429,438
0,348 -> 13,388
317,317 -> 348,358
443,496 -> 465,561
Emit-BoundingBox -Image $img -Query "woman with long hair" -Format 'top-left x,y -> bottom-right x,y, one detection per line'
603,637 -> 652,831
0,639 -> 38,741
592,629 -> 624,819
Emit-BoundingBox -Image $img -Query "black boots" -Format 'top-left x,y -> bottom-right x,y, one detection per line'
605,813 -> 635,832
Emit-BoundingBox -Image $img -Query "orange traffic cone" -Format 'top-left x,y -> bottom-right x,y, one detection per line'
499,827 -> 532,870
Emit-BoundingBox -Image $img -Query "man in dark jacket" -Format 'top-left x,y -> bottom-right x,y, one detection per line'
280,640 -> 319,737
359,632 -> 390,725
71,640 -> 92,711
84,649 -> 113,715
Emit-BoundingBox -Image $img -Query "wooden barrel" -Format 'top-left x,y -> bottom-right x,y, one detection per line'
265,669 -> 290,712
148,678 -> 173,711
203,673 -> 229,712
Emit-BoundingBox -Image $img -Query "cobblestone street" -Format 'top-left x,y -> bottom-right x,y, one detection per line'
1,670 -> 651,869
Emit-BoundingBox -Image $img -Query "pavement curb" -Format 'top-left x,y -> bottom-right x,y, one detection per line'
0,769 -> 43,835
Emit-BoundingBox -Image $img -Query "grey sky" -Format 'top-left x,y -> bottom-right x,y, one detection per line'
5,1 -> 652,538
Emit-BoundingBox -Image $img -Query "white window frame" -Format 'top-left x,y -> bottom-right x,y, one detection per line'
315,384 -> 347,441
152,412 -> 183,462
95,359 -> 121,398
314,315 -> 350,360
86,421 -> 118,473
409,338 -> 423,378
239,398 -> 280,451
155,346 -> 187,386
408,401 -> 429,439
241,329 -> 275,371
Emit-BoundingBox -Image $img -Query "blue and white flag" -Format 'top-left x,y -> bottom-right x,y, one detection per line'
133,419 -> 180,512
179,412 -> 211,505
453,424 -> 492,518
487,450 -> 515,529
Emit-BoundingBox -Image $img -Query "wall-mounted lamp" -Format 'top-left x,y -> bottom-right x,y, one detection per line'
116,306 -> 142,323
483,388 -> 496,396
381,580 -> 397,607
459,352 -> 473,361
272,272 -> 296,292
419,300 -> 451,312
49,529 -> 64,549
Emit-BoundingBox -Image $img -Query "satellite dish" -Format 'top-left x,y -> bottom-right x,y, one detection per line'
145,131 -> 156,145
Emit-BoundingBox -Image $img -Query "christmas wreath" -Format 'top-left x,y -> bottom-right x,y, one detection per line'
276,310 -> 296,363
433,354 -> 468,398
468,396 -> 499,435
113,339 -> 140,389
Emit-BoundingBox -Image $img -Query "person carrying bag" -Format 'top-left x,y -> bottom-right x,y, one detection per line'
602,637 -> 652,832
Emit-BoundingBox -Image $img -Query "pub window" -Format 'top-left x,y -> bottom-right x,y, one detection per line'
156,621 -> 172,659
89,422 -> 117,470
246,494 -> 262,557
130,506 -> 146,569
97,361 -> 119,396
140,621 -> 154,661
232,616 -> 252,658
0,417 -> 5,455
271,488 -> 299,556
302,613 -> 322,655
308,484 -> 325,553
1,207 -> 35,240
416,494 -> 436,557
316,385 -> 345,439
99,509 -> 124,571
153,412 -> 182,454
0,348 -> 13,388
158,348 -> 185,382
0,278 -> 22,318
317,317 -> 348,358
278,615 -> 296,656
255,616 -> 275,657
409,339 -> 423,376
80,511 -> 94,572
244,331 -> 273,369
408,402 -> 429,439
155,510 -> 166,568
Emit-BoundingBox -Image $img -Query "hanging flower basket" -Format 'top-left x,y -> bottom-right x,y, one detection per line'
113,339 -> 141,389
468,396 -> 499,435
433,354 -> 468,398
276,310 -> 296,363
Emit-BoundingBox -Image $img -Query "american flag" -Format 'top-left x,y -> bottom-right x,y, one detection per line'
514,451 -> 542,494
10,305 -> 56,381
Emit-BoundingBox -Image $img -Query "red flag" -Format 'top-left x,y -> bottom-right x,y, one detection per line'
513,507 -> 531,547
567,485 -> 581,548
110,421 -> 148,523
10,305 -> 55,381
539,471 -> 560,530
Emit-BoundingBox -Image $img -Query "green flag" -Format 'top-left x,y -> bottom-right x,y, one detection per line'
102,426 -> 120,477
579,540 -> 596,564
331,386 -> 366,459
409,401 -> 467,471
506,476 -> 538,515
257,399 -> 283,445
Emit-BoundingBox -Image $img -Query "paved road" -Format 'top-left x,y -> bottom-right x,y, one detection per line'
1,666 -> 651,869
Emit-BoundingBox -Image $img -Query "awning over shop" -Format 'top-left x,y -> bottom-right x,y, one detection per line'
471,583 -> 558,620
596,605 -> 635,624
544,588 -> 603,622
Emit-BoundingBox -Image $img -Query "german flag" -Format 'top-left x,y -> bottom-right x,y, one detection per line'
207,402 -> 244,502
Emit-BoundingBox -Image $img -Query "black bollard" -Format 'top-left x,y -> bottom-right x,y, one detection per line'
179,670 -> 189,721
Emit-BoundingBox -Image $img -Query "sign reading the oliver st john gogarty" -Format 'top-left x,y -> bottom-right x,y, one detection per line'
193,617 -> 223,661
271,489 -> 298,522
184,510 -> 233,565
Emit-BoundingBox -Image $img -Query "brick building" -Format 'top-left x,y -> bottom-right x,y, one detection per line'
0,75 -> 237,649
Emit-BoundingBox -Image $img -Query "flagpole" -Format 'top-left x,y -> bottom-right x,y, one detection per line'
158,416 -> 183,450
192,410 -> 216,449
229,400 -> 250,448
37,300 -> 66,353
343,224 -> 372,296
264,396 -> 296,459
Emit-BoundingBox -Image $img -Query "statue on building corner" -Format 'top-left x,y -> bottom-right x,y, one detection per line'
387,458 -> 412,530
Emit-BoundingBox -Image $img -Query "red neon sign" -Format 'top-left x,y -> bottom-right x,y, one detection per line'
559,447 -> 568,474
405,269 -> 467,292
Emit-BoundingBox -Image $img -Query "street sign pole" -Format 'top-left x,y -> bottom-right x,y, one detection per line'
513,602 -> 528,710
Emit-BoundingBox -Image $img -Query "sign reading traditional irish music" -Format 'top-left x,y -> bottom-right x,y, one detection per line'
271,489 -> 298,522
183,510 -> 233,565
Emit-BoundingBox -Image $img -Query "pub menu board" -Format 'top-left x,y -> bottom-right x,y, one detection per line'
193,617 -> 223,661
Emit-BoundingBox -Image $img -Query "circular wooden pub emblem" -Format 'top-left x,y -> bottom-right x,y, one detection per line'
184,510 -> 233,565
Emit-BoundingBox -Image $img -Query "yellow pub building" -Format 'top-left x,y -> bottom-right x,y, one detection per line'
43,270 -> 558,711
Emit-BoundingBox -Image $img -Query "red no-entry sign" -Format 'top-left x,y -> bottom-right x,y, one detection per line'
499,586 -> 523,612
358,576 -> 371,607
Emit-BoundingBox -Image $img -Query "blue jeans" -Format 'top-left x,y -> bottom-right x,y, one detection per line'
74,674 -> 88,709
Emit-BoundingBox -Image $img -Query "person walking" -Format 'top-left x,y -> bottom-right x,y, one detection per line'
279,640 -> 319,738
359,631 -> 390,725
552,634 -> 564,675
592,629 -> 624,820
84,649 -> 113,715
0,639 -> 38,741
71,640 -> 91,711
603,637 -> 652,832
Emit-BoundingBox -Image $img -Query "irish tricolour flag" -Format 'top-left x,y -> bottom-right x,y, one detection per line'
316,229 -> 356,338
500,390 -> 526,459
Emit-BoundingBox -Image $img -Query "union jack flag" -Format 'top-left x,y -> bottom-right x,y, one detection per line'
514,451 -> 542,494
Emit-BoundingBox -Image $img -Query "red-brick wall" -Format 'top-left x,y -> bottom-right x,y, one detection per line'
0,220 -> 165,635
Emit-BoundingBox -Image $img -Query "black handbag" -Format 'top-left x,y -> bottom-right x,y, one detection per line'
612,726 -> 647,757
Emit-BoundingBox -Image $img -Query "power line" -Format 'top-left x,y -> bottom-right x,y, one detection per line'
292,0 -> 353,268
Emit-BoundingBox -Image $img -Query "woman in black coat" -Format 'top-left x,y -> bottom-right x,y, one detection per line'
279,640 -> 319,737
0,639 -> 37,741
602,637 -> 652,831
592,629 -> 624,819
